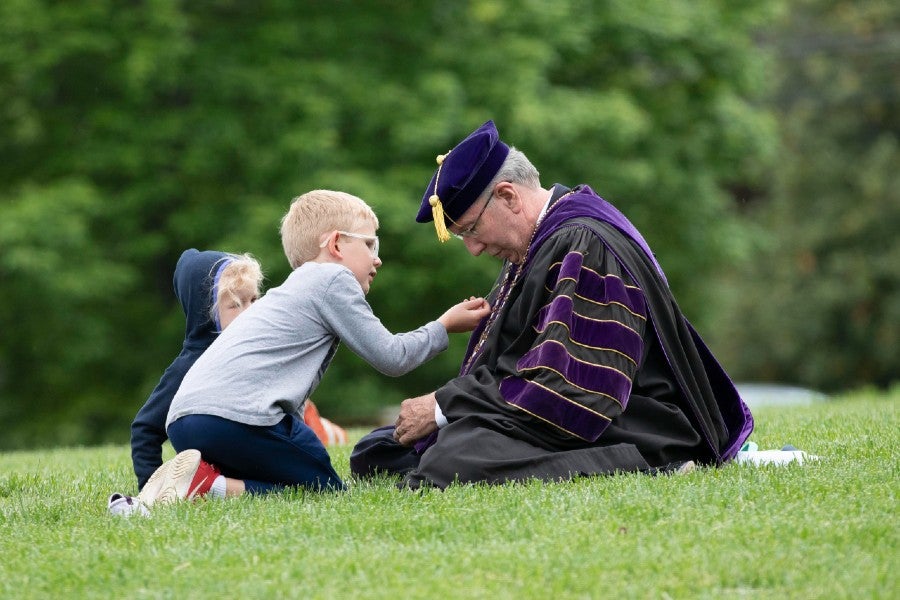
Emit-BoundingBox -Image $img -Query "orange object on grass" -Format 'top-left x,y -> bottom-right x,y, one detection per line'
303,400 -> 348,446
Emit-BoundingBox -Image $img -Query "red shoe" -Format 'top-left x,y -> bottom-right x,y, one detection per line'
153,449 -> 221,505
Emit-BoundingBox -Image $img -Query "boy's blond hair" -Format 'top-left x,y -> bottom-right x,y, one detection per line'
211,254 -> 264,324
280,190 -> 379,269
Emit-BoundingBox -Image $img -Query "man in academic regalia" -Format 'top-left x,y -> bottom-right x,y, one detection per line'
350,120 -> 753,489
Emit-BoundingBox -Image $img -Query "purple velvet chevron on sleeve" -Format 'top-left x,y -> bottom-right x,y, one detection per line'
499,251 -> 647,441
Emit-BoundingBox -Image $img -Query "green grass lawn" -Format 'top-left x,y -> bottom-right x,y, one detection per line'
2,389 -> 897,599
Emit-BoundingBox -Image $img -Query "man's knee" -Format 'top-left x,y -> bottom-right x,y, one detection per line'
349,426 -> 420,478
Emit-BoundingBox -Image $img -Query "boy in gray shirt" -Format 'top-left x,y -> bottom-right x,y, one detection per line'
143,190 -> 490,505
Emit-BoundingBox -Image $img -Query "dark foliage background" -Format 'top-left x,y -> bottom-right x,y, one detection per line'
1,0 -> 895,449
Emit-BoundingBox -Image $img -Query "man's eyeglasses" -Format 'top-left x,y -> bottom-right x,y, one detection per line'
321,230 -> 380,257
452,193 -> 494,240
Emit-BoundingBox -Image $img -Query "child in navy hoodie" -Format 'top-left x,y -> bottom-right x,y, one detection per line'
109,250 -> 262,516
129,249 -> 262,490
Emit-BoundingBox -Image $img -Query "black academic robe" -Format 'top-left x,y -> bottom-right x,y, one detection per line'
351,185 -> 752,488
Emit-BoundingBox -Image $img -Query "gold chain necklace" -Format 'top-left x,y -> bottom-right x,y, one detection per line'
461,189 -> 574,375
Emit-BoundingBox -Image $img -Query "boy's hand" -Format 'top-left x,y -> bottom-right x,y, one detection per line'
437,297 -> 491,333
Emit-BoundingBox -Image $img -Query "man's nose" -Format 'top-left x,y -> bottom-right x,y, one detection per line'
463,237 -> 484,256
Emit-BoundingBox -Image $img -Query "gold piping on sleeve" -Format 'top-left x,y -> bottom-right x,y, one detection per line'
547,259 -> 642,292
504,376 -> 614,424
516,340 -> 632,408
532,319 -> 639,366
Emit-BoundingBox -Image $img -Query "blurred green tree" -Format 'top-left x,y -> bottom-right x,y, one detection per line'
0,0 -> 779,448
710,0 -> 900,391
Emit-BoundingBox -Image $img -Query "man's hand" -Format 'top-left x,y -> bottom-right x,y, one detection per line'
393,393 -> 438,446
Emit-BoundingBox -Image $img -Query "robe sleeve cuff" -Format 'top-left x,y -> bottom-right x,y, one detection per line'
434,402 -> 448,428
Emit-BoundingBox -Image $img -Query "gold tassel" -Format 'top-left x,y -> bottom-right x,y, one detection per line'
429,194 -> 451,242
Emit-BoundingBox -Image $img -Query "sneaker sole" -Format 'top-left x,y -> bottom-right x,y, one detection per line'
676,460 -> 696,474
137,459 -> 174,507
153,449 -> 202,505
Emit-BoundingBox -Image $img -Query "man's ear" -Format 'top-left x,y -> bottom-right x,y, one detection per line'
494,181 -> 520,213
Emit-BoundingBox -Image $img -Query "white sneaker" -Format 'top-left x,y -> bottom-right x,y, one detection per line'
735,449 -> 814,466
107,493 -> 150,517
674,460 -> 696,474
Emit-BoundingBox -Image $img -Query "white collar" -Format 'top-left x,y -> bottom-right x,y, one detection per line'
537,188 -> 554,223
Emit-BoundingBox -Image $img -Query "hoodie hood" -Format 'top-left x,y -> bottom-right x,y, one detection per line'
131,248 -> 232,490
173,248 -> 231,350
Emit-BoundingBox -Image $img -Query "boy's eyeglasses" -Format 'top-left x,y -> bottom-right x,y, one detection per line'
452,193 -> 493,240
321,230 -> 380,258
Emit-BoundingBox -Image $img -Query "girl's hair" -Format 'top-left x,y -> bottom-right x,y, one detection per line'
280,190 -> 379,269
210,253 -> 264,329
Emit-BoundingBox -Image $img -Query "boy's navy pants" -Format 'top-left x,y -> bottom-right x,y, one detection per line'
168,413 -> 344,494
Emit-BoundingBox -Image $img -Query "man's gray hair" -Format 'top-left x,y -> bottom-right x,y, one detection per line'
480,147 -> 540,202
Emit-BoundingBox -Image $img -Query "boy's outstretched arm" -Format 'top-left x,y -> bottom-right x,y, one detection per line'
437,297 -> 491,333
